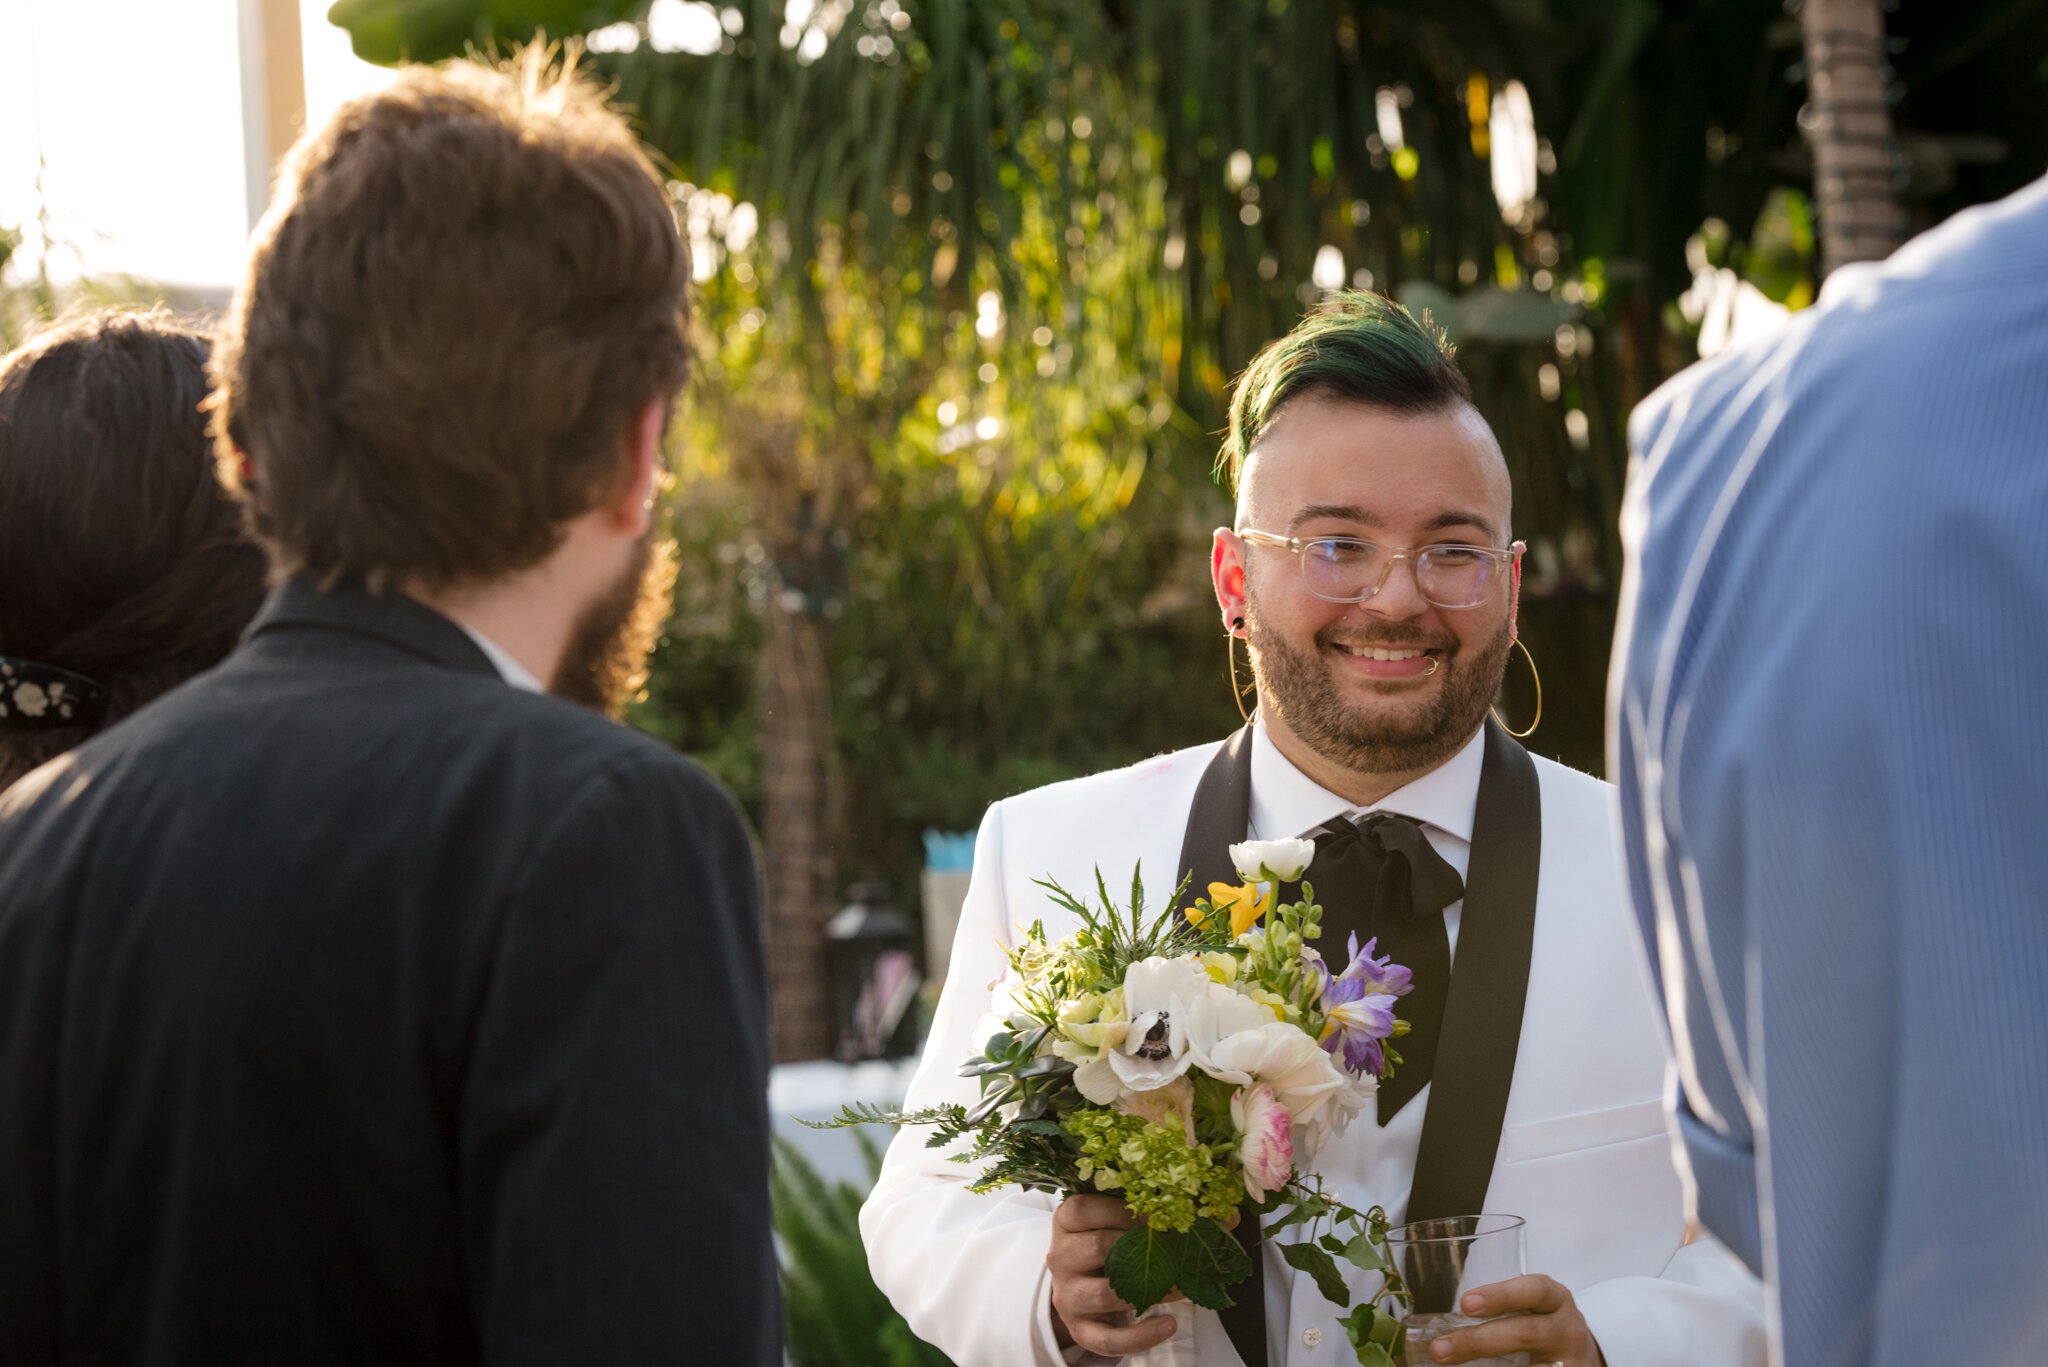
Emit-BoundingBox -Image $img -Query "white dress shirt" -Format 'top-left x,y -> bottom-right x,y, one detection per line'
1237,722 -> 1486,1365
457,624 -> 544,693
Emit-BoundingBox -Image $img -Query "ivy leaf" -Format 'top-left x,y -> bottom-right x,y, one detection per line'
1341,1301 -> 1402,1355
1266,1197 -> 1329,1232
1280,1240 -> 1351,1308
1102,1219 -> 1253,1314
1102,1226 -> 1180,1314
1340,1232 -> 1387,1272
1171,1216 -> 1254,1310
1339,1304 -> 1401,1366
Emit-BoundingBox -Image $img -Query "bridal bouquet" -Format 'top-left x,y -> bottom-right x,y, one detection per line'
816,839 -> 1418,1365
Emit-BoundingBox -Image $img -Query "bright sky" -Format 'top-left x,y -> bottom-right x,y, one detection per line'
0,0 -> 392,289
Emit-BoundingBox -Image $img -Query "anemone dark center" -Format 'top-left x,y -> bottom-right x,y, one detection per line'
1135,1017 -> 1173,1060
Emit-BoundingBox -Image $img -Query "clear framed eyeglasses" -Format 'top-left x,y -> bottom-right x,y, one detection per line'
1237,529 -> 1524,609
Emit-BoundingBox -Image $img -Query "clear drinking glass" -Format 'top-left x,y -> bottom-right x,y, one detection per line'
1383,1213 -> 1531,1367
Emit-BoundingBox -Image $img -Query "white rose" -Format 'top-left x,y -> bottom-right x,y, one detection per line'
1228,837 -> 1317,885
1197,1021 -> 1372,1164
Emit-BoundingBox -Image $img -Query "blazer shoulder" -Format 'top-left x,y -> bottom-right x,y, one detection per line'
1531,753 -> 1617,835
492,690 -> 740,815
978,739 -> 1226,889
990,738 -> 1223,834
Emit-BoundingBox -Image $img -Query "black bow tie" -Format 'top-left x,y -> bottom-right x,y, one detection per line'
1284,811 -> 1461,1123
1308,811 -> 1466,922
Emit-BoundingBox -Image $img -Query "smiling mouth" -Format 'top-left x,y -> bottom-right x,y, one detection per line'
1333,645 -> 1431,662
1326,641 -> 1444,680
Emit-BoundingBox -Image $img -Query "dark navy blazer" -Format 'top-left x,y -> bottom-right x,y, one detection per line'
0,579 -> 779,1366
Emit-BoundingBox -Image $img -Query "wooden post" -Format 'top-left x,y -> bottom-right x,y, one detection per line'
237,0 -> 306,230
1801,0 -> 1902,276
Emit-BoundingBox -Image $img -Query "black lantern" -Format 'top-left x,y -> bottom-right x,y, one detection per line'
826,880 -> 921,1061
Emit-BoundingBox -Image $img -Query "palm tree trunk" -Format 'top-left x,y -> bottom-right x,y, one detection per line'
760,579 -> 838,1063
1801,0 -> 1902,275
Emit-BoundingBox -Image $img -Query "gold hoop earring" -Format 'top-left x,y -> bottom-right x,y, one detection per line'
1227,628 -> 1255,723
1490,636 -> 1542,739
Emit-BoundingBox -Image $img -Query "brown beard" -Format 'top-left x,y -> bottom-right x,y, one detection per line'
1245,587 -> 1513,775
550,532 -> 677,716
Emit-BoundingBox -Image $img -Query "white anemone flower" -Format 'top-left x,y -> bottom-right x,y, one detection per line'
1098,956 -> 1211,1095
1229,837 -> 1316,885
1183,982 -> 1277,1071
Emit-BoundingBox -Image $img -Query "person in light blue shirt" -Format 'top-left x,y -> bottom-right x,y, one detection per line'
1609,173 -> 2048,1367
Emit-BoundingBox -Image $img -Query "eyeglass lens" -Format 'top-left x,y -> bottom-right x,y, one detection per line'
1301,539 -> 1498,607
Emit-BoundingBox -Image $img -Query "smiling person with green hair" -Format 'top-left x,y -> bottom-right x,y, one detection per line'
860,292 -> 1766,1367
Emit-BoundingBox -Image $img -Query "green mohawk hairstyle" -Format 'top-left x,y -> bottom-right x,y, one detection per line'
1220,290 -> 1471,494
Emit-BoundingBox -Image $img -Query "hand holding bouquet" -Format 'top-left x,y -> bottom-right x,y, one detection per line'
819,840 -> 1422,1365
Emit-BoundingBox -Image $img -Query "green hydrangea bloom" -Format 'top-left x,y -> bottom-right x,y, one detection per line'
1068,1109 -> 1244,1233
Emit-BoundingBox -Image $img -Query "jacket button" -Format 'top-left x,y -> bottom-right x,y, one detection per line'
1302,1327 -> 1323,1347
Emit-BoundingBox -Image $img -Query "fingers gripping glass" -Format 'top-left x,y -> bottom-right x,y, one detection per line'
1237,530 -> 1524,610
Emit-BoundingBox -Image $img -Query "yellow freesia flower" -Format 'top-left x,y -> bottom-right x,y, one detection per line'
1196,951 -> 1239,985
1242,984 -> 1291,1021
1207,881 -> 1272,937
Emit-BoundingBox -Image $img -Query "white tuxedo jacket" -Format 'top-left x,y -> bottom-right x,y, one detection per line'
861,734 -> 1763,1367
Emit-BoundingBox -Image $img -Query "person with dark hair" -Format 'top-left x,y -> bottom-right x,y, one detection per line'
0,309 -> 267,791
862,293 -> 1765,1367
0,53 -> 777,1367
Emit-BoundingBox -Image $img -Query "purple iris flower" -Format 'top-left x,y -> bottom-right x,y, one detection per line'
1339,932 -> 1413,999
1317,933 -> 1409,1078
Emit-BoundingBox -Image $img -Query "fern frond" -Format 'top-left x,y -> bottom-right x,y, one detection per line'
800,1100 -> 968,1131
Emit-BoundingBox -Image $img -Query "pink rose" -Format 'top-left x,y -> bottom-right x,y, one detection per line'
1232,1083 -> 1294,1202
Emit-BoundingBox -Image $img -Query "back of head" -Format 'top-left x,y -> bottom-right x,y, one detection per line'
210,50 -> 691,593
0,310 -> 268,789
1222,290 -> 1474,495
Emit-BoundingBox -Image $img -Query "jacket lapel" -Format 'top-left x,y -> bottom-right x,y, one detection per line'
1173,725 -> 1268,1367
1172,720 -> 1544,1363
1404,718 -> 1542,1222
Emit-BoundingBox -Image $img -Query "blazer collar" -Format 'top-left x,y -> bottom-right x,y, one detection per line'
244,576 -> 501,681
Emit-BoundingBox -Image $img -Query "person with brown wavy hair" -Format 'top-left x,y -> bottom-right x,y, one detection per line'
0,309 -> 268,791
0,52 -> 777,1367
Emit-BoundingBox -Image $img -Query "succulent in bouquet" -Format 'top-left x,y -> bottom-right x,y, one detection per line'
814,839 -> 1422,1365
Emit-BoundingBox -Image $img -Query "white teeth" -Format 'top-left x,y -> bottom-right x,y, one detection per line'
1341,646 -> 1425,661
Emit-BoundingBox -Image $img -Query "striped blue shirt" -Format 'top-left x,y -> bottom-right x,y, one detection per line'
1611,175 -> 2048,1367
